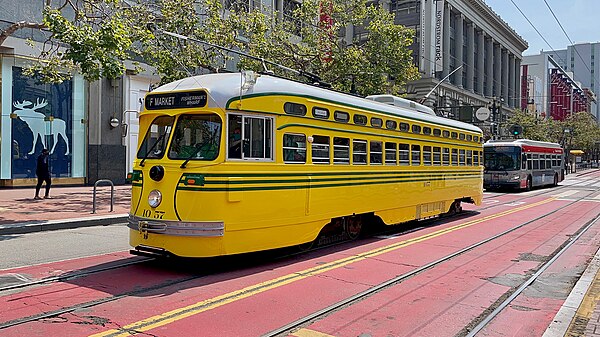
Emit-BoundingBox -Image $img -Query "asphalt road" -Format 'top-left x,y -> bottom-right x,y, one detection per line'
0,224 -> 130,270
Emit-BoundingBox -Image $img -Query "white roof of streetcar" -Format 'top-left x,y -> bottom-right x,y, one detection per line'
149,72 -> 482,134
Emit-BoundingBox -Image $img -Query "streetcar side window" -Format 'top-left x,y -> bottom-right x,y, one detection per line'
385,142 -> 397,165
386,120 -> 397,130
370,141 -> 383,165
312,135 -> 330,164
467,135 -> 472,142
474,136 -> 479,143
423,146 -> 432,166
433,128 -> 441,137
354,114 -> 367,125
411,145 -> 421,166
442,148 -> 450,166
443,130 -> 450,138
473,150 -> 479,166
333,137 -> 350,164
451,149 -> 458,166
284,102 -> 307,116
466,150 -> 473,166
371,117 -> 383,128
423,127 -> 432,135
459,149 -> 466,166
433,147 -> 441,166
451,132 -> 458,139
459,133 -> 465,140
334,111 -> 350,123
242,115 -> 273,160
312,107 -> 330,119
353,139 -> 367,165
400,123 -> 410,132
412,125 -> 422,134
399,143 -> 410,165
283,134 -> 306,164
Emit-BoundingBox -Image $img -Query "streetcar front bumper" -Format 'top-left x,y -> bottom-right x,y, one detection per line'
127,215 -> 224,237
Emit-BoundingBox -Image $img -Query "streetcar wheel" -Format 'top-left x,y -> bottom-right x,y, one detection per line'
297,239 -> 315,252
344,216 -> 362,240
448,200 -> 462,215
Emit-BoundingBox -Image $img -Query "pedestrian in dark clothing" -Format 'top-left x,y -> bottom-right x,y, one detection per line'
34,149 -> 51,200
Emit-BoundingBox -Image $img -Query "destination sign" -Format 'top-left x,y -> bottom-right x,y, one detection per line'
145,91 -> 207,110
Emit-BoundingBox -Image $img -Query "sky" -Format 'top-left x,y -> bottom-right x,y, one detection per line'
482,0 -> 600,55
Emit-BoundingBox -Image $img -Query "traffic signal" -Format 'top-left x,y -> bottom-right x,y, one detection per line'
509,124 -> 523,137
490,122 -> 498,135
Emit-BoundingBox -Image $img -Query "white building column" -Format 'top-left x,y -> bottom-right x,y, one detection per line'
494,43 -> 502,98
502,49 -> 509,104
454,13 -> 464,87
508,54 -> 515,107
442,3 -> 451,78
477,30 -> 485,94
466,22 -> 475,91
486,37 -> 494,97
515,58 -> 522,109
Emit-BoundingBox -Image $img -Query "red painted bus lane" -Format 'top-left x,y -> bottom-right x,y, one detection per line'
293,201 -> 600,337
0,196 -> 578,337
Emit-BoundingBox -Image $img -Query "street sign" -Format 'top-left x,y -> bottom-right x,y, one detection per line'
475,107 -> 491,121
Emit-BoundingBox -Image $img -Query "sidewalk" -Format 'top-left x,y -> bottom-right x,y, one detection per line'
0,185 -> 131,235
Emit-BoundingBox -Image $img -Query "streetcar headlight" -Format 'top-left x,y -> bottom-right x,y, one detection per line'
148,189 -> 162,208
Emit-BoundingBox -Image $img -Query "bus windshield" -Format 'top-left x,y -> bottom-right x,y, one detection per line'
484,146 -> 521,171
168,114 -> 222,161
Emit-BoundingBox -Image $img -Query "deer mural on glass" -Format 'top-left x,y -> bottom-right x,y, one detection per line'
12,98 -> 70,155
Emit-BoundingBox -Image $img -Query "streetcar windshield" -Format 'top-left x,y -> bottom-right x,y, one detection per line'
168,114 -> 222,161
484,146 -> 521,171
137,116 -> 175,160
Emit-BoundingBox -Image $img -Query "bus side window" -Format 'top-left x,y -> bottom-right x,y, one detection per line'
527,154 -> 532,170
522,154 -> 527,170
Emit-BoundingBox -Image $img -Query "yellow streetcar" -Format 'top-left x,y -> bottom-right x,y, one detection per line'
128,72 -> 483,258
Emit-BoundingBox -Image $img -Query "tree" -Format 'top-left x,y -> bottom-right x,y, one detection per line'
505,109 -> 561,142
1,0 -> 420,94
562,112 -> 600,152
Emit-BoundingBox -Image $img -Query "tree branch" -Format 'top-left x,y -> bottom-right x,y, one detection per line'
0,21 -> 46,46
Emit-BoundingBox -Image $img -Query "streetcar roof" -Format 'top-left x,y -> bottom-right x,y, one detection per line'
484,139 -> 563,149
151,73 -> 482,133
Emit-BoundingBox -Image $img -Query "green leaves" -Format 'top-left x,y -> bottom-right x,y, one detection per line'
10,0 -> 419,93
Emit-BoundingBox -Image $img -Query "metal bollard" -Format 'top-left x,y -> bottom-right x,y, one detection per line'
92,179 -> 115,214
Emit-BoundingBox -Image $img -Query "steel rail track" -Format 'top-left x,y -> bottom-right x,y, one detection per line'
1,176 -> 596,331
464,212 -> 600,337
261,190 -> 598,337
0,256 -> 153,293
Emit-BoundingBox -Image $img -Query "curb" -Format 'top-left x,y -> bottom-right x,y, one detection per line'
0,214 -> 129,235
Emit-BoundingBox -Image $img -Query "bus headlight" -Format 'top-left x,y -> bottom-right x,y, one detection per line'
512,175 -> 521,180
148,190 -> 162,208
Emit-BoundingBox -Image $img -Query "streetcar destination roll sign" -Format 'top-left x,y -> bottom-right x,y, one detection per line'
145,91 -> 207,110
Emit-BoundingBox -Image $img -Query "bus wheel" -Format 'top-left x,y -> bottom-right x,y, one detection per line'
344,216 -> 362,240
525,176 -> 532,191
553,173 -> 558,186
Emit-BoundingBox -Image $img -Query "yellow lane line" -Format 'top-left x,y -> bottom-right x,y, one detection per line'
290,328 -> 336,337
90,197 -> 556,337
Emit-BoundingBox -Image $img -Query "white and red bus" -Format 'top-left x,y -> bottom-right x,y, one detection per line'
484,139 -> 564,191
